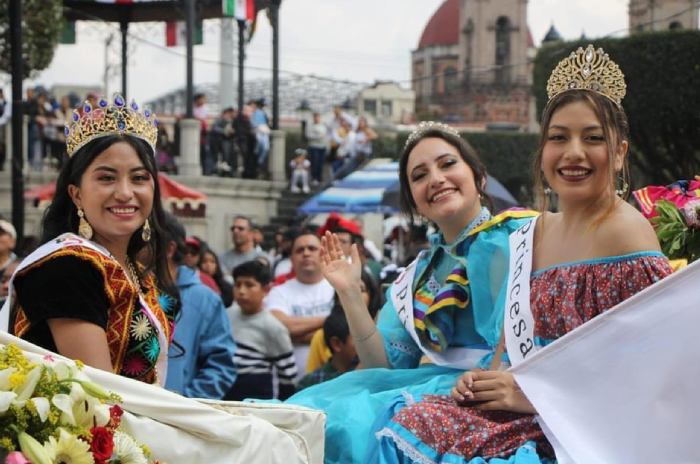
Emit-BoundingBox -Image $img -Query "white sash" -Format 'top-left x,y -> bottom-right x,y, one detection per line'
0,233 -> 168,386
503,217 -> 539,367
390,253 -> 490,369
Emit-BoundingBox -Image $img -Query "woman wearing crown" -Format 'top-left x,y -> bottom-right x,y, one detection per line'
2,95 -> 178,385
359,45 -> 673,463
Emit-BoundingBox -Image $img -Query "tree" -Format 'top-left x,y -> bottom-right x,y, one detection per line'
0,0 -> 64,78
533,32 -> 700,187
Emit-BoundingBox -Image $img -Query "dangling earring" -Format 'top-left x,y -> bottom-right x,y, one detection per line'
77,208 -> 93,240
141,219 -> 152,242
543,187 -> 552,195
615,176 -> 629,197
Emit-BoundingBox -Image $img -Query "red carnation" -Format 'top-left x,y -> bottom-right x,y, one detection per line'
109,404 -> 124,429
90,426 -> 115,462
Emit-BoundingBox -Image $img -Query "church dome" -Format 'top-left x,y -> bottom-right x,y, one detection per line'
417,0 -> 460,49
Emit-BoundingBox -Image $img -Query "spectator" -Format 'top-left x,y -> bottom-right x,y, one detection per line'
209,107 -> 237,176
0,258 -> 20,308
0,89 -> 9,170
236,105 -> 258,179
0,220 -> 17,277
183,236 -> 221,296
24,88 -> 40,171
265,228 -> 334,379
330,119 -> 355,177
353,116 -> 378,164
250,99 -> 271,178
162,214 -> 237,399
193,93 -> 213,175
219,215 -> 267,279
156,126 -> 176,173
297,307 -> 357,390
306,112 -> 327,185
199,248 -> 233,308
289,148 -> 311,194
225,261 -> 296,400
271,228 -> 294,279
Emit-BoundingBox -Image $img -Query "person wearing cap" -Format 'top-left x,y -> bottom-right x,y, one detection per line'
289,148 -> 311,194
0,220 -> 17,277
184,236 -> 221,296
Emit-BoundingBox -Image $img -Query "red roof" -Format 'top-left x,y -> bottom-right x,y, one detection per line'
418,0 -> 460,49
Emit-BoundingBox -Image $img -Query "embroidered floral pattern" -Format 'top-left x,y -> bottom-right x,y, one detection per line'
129,314 -> 152,341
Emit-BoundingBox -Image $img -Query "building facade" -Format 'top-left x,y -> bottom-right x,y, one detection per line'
357,81 -> 415,125
411,0 -> 535,130
629,0 -> 699,32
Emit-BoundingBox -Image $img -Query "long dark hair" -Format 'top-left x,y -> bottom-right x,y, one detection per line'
533,89 -> 630,221
41,134 -> 178,300
398,125 -> 492,223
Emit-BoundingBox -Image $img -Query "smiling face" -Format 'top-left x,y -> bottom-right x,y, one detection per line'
68,141 -> 154,252
541,100 -> 626,204
406,137 -> 482,236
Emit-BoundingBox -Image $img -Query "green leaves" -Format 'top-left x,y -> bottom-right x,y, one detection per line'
651,200 -> 699,262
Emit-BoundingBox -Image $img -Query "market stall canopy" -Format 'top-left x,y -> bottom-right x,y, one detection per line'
24,174 -> 207,217
298,161 -> 400,215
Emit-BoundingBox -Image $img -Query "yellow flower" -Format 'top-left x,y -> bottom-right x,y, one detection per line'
44,429 -> 95,464
9,372 -> 26,389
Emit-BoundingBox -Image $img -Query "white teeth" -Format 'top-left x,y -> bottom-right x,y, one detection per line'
111,208 -> 136,214
560,169 -> 589,176
431,190 -> 456,202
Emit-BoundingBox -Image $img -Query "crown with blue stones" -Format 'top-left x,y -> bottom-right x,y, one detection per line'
546,44 -> 627,105
65,94 -> 158,157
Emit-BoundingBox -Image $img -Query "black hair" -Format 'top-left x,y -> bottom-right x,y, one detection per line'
160,211 -> 187,265
232,215 -> 253,229
398,126 -> 492,222
361,271 -> 381,319
41,135 -> 177,300
232,260 -> 272,286
291,226 -> 320,249
323,306 -> 350,349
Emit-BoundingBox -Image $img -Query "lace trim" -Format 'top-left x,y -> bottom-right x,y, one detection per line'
389,340 -> 420,356
375,427 -> 436,464
401,390 -> 416,406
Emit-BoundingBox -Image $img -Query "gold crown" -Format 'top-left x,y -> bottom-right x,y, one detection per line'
405,121 -> 461,150
546,44 -> 626,105
65,94 -> 158,157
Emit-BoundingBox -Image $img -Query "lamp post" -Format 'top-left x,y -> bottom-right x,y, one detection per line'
10,0 -> 24,243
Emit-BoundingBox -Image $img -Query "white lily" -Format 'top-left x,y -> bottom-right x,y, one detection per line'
0,391 -> 17,413
15,367 -> 41,401
0,367 -> 17,390
52,393 -> 76,426
30,397 -> 50,422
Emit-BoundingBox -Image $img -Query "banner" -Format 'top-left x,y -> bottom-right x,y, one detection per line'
511,259 -> 700,463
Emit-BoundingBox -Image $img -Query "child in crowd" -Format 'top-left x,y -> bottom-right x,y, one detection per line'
289,148 -> 311,193
297,306 -> 358,390
224,260 -> 297,400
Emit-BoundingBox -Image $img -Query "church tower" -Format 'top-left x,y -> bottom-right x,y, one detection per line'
629,0 -> 699,33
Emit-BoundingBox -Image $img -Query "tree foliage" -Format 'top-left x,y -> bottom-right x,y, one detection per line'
0,0 -> 64,78
533,32 -> 700,187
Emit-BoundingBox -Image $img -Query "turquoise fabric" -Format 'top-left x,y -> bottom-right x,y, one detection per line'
285,212 -> 538,463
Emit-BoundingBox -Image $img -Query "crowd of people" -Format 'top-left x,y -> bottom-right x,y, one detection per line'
0,45 -> 690,463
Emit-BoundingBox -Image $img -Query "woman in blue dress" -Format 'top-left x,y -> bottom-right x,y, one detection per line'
286,120 -> 537,463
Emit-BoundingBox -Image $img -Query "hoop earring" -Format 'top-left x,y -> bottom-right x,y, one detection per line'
141,219 -> 152,242
615,176 -> 629,197
77,208 -> 93,240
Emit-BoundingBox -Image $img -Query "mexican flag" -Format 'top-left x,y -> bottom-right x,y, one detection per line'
222,0 -> 256,22
165,20 -> 203,47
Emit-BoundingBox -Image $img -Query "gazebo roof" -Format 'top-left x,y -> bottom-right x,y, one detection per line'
62,0 -> 225,23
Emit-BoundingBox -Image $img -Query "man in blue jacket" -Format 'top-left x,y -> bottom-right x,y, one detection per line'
162,213 -> 237,399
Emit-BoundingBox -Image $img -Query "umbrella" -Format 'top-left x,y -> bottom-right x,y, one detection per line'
24,173 -> 207,218
380,174 -> 519,214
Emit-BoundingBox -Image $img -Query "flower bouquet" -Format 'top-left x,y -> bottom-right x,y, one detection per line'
0,344 -> 159,464
633,178 -> 700,263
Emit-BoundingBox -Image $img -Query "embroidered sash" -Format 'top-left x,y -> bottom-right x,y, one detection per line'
390,253 -> 490,369
0,233 -> 169,385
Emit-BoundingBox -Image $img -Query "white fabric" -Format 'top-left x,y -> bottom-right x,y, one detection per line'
511,258 -> 700,464
389,254 -> 490,369
0,331 -> 325,463
504,217 -> 539,366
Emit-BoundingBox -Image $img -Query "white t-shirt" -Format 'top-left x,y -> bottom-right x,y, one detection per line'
263,278 -> 335,378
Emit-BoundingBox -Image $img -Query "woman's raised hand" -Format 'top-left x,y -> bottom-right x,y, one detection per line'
320,231 -> 362,293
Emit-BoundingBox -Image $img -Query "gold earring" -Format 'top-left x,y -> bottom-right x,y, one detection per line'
141,219 -> 152,242
77,208 -> 93,240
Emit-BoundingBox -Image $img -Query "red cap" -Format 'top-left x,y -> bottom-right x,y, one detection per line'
318,212 -> 363,237
185,236 -> 201,248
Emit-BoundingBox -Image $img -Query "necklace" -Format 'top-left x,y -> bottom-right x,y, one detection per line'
125,259 -> 142,292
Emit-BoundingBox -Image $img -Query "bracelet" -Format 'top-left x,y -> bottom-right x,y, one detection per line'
355,326 -> 377,343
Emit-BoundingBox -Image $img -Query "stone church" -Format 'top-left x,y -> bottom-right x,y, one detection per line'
411,0 -> 535,131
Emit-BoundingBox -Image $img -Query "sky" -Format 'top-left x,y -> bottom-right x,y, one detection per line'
20,0 -> 630,103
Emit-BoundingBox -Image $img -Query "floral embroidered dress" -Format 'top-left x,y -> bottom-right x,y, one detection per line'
373,252 -> 672,464
285,209 -> 539,463
11,234 -> 176,385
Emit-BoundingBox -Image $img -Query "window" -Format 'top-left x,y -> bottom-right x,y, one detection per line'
444,67 -> 458,94
363,99 -> 377,115
495,16 -> 511,85
669,21 -> 683,30
381,100 -> 393,118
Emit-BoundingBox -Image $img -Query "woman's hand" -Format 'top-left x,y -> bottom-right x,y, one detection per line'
320,232 -> 362,293
452,370 -> 536,414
